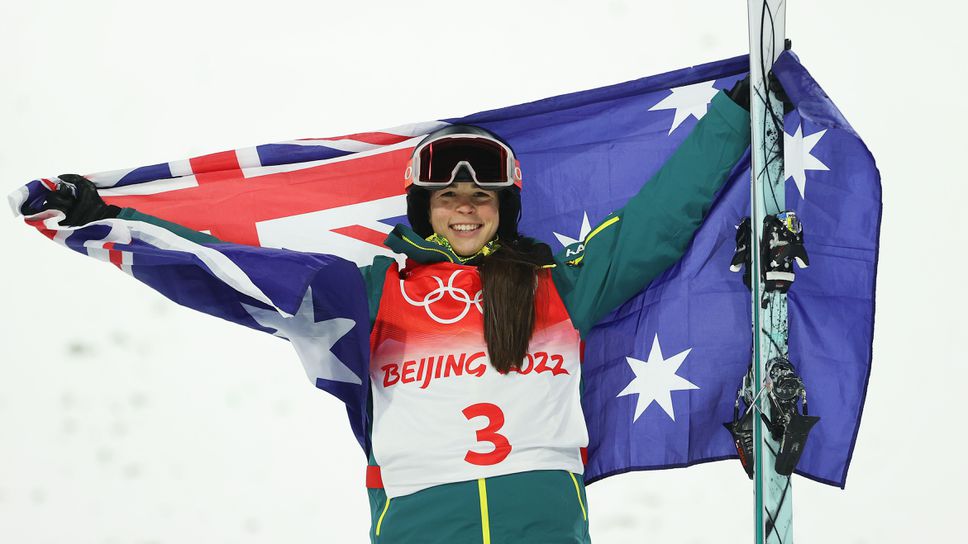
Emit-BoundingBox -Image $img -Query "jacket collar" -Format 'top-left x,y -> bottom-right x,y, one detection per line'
383,224 -> 499,265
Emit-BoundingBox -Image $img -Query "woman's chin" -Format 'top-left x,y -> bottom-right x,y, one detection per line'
453,245 -> 485,257
449,238 -> 487,257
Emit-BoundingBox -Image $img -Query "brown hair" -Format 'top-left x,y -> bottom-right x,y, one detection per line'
478,237 -> 553,373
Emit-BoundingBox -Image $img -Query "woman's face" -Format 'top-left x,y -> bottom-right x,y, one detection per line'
429,182 -> 500,257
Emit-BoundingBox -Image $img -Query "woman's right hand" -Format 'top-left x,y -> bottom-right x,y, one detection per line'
39,174 -> 121,226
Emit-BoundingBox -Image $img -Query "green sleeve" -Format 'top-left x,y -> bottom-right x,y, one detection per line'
551,91 -> 751,336
118,207 -> 394,330
118,208 -> 395,336
118,204 -> 394,328
358,256 -> 395,330
117,208 -> 224,245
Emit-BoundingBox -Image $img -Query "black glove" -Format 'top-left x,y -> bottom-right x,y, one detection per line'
768,71 -> 795,115
42,174 -> 121,226
727,74 -> 751,111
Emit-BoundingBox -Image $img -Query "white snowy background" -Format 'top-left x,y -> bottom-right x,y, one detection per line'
2,1 -> 963,542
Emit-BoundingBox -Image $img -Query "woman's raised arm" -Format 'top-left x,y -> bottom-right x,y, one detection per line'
551,89 -> 751,336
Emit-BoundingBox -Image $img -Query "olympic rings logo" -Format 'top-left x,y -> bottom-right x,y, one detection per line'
400,270 -> 483,324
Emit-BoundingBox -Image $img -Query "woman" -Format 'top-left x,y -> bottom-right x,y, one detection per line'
38,82 -> 751,543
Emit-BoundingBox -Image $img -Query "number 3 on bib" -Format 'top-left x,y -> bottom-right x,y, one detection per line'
462,403 -> 512,466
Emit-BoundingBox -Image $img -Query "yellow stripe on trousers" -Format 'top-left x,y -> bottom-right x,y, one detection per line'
376,498 -> 390,536
478,478 -> 491,544
569,472 -> 588,521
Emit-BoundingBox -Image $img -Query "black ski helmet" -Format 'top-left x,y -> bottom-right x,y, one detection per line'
405,124 -> 522,240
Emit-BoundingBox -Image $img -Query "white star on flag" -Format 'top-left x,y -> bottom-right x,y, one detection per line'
648,81 -> 720,134
617,335 -> 699,423
242,287 -> 361,385
785,123 -> 829,199
553,212 -> 592,248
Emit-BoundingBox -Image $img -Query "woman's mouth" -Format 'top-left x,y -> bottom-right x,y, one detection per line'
450,223 -> 482,235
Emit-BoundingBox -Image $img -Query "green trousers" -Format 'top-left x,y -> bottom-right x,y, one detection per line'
368,470 -> 591,543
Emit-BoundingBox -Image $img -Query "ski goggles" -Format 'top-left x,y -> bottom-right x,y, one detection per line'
405,135 -> 522,189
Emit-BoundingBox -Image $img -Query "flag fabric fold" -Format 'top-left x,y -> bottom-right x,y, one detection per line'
10,51 -> 879,488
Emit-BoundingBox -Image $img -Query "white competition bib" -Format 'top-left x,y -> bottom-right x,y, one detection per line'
369,262 -> 587,498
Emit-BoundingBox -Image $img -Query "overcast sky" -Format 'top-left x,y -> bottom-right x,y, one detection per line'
2,1 -> 965,542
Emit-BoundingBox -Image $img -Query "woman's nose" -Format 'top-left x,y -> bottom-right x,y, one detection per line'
454,197 -> 475,212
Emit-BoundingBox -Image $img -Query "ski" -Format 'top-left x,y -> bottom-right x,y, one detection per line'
726,4 -> 821,542
747,1 -> 794,542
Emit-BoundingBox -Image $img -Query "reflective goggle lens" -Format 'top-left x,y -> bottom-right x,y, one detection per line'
418,138 -> 509,185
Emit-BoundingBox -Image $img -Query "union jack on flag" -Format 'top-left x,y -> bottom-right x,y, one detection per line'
10,51 -> 880,488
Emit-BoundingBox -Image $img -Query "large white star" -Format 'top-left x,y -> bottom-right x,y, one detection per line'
241,287 -> 361,385
617,335 -> 699,423
553,212 -> 592,248
785,124 -> 829,199
648,81 -> 720,134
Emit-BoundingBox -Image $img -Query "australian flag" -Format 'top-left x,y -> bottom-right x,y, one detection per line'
10,50 -> 879,488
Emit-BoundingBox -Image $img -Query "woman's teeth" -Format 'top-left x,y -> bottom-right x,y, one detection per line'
451,224 -> 480,232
